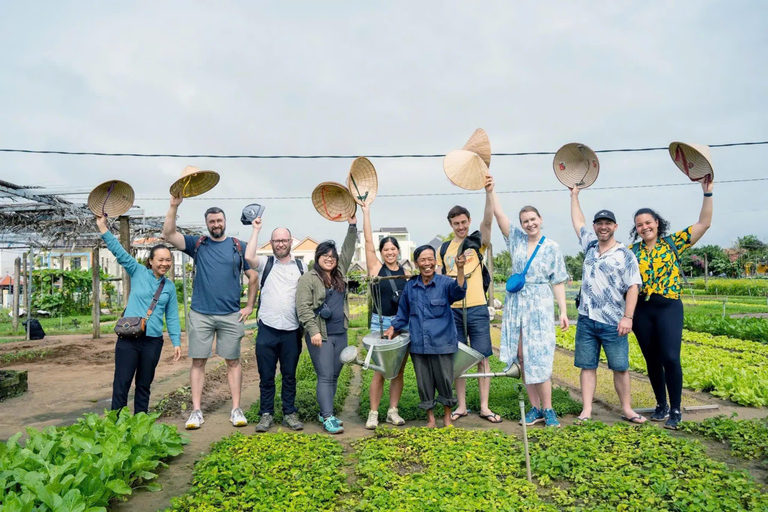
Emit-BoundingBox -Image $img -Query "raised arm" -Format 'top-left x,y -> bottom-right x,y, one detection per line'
338,214 -> 358,275
161,195 -> 186,250
569,187 -> 587,238
480,177 -> 495,245
485,175 -> 510,238
244,218 -> 262,269
361,204 -> 382,276
96,216 -> 142,277
690,180 -> 714,245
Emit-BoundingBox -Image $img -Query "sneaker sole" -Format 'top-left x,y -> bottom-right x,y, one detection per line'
325,428 -> 344,435
386,418 -> 405,426
254,426 -> 273,433
365,423 -> 378,430
231,421 -> 248,427
282,421 -> 304,431
650,416 -> 669,422
521,418 -> 545,426
185,419 -> 204,430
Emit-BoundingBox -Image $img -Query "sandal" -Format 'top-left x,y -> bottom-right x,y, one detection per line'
621,415 -> 647,425
574,416 -> 591,426
479,412 -> 503,424
450,410 -> 469,421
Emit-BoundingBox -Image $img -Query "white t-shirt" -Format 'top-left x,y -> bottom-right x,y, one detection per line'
256,255 -> 303,331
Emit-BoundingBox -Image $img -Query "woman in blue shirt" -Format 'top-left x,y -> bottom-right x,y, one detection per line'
384,245 -> 466,428
97,215 -> 181,414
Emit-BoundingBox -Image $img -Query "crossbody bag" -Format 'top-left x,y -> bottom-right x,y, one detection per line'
114,279 -> 166,338
506,236 -> 546,293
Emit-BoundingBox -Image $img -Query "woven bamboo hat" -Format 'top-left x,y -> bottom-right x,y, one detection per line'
169,165 -> 220,198
462,128 -> 491,168
669,142 -> 714,182
87,180 -> 135,217
553,143 -> 600,189
443,150 -> 489,190
312,182 -> 357,222
346,157 -> 378,206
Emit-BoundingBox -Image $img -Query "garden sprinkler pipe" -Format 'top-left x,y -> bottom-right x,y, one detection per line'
519,386 -> 532,483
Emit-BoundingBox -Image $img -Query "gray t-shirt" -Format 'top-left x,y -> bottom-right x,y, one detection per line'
183,235 -> 250,315
324,287 -> 346,335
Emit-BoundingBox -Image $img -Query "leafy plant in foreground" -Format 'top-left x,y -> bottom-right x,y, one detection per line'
679,414 -> 768,468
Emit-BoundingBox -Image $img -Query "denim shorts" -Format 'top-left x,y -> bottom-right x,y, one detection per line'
370,314 -> 408,335
574,315 -> 629,371
452,306 -> 493,358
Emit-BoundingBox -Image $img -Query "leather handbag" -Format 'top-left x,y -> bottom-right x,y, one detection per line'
114,279 -> 166,338
506,237 -> 545,293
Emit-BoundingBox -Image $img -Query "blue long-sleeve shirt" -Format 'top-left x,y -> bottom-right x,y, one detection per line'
102,232 -> 181,346
391,274 -> 466,355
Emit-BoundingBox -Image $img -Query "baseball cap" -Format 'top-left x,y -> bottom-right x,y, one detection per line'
593,210 -> 616,223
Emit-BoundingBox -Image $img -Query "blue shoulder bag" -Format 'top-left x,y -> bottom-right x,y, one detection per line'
506,237 -> 545,293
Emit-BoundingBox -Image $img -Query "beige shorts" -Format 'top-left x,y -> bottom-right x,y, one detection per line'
187,309 -> 245,360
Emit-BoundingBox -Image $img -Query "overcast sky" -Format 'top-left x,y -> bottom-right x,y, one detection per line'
1,1 -> 766,274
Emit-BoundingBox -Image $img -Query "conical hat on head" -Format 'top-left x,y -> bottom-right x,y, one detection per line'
553,143 -> 600,189
443,150 -> 489,190
169,165 -> 220,198
462,128 -> 491,168
668,142 -> 714,182
346,157 -> 378,206
312,182 -> 357,222
87,180 -> 135,217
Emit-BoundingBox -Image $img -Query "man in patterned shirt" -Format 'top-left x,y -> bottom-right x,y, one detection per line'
569,188 -> 646,424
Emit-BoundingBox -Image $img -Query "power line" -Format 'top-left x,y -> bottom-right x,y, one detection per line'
0,140 -> 766,159
63,177 -> 768,201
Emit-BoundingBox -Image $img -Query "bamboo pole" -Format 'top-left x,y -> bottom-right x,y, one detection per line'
92,246 -> 101,339
12,257 -> 20,331
26,250 -> 33,341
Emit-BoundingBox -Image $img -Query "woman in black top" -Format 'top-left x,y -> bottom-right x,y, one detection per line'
361,203 -> 408,429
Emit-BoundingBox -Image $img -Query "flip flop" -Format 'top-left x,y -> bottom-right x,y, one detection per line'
574,416 -> 591,426
450,411 -> 469,421
621,415 -> 647,425
479,413 -> 503,424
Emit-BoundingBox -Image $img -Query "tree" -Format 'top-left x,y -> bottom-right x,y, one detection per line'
564,252 -> 585,281
493,250 -> 512,282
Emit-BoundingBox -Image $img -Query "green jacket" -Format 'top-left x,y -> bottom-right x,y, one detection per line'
296,225 -> 357,339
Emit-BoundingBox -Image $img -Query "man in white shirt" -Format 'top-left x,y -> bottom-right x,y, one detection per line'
244,218 -> 305,432
570,188 -> 646,425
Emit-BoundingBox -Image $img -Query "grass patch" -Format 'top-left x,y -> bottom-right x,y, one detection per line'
0,314 -> 119,337
0,349 -> 51,365
358,356 -> 582,421
167,432 -> 348,511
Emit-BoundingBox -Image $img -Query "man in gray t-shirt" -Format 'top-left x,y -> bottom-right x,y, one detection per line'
163,196 -> 258,430
244,217 -> 305,432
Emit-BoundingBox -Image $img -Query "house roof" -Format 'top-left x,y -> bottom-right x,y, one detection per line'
379,227 -> 408,233
0,274 -> 12,287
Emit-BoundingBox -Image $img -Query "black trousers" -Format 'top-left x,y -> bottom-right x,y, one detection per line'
632,295 -> 684,410
256,321 -> 302,415
112,335 -> 164,414
411,353 -> 457,411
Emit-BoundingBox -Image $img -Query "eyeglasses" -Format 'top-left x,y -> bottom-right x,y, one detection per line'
271,239 -> 291,245
319,254 -> 337,260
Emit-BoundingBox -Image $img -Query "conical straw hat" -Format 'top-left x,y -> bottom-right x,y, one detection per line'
553,143 -> 600,189
87,180 -> 135,217
346,157 -> 378,206
443,150 -> 489,190
462,128 -> 491,168
668,142 -> 714,182
169,165 -> 220,198
312,182 -> 357,222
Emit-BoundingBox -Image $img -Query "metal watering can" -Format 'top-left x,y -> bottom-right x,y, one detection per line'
453,342 -> 521,379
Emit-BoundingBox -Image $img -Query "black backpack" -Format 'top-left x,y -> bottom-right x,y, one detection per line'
22,318 -> 45,340
257,256 -> 305,311
439,241 -> 492,298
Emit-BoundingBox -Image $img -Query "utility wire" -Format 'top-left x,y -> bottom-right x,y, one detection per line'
64,177 -> 766,201
0,141 -> 766,159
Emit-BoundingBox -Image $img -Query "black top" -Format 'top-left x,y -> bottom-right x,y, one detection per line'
373,265 -> 406,317
324,287 -> 346,335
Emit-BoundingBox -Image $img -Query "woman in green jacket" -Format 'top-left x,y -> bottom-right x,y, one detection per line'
296,216 -> 357,434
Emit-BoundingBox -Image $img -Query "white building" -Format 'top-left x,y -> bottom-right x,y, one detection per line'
353,227 -> 415,266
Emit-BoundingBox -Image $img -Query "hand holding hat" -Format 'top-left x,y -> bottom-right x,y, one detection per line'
170,165 -> 220,198
553,143 -> 600,189
444,128 -> 491,190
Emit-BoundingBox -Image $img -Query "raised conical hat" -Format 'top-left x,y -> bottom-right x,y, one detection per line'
169,165 -> 220,198
553,143 -> 600,189
87,180 -> 135,217
312,182 -> 357,222
443,150 -> 489,190
346,157 -> 378,206
462,128 -> 491,168
669,142 -> 714,182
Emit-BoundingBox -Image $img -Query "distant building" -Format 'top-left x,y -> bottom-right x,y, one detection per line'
253,236 -> 319,267
354,227 -> 416,266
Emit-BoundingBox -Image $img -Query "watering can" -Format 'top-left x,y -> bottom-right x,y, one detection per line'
453,342 -> 521,379
339,333 -> 411,380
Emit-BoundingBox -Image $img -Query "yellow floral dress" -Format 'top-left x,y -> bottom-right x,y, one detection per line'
628,227 -> 693,300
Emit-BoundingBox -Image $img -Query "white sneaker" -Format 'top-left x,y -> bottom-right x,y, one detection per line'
386,407 -> 405,426
230,407 -> 248,427
185,409 -> 204,430
365,410 -> 379,430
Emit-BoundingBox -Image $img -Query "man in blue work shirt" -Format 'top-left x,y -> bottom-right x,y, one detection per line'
163,196 -> 258,430
384,245 -> 466,428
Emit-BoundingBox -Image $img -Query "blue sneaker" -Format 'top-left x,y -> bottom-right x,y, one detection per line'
543,409 -> 560,428
322,415 -> 344,434
318,414 -> 343,426
521,406 -> 544,426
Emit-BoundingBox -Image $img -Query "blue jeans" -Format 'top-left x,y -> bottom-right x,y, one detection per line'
452,306 -> 493,358
574,315 -> 629,371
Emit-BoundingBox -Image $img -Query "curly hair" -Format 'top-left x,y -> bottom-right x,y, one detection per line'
630,208 -> 670,242
313,241 -> 345,292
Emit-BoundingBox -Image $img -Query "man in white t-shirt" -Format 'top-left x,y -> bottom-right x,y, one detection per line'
244,218 -> 305,432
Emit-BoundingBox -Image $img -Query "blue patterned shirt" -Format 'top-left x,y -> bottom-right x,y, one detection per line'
578,227 -> 642,326
391,274 -> 466,355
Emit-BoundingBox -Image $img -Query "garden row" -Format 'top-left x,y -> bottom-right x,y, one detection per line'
683,313 -> 768,344
0,409 -> 186,512
690,278 -> 768,297
166,424 -> 768,511
556,329 -> 768,407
